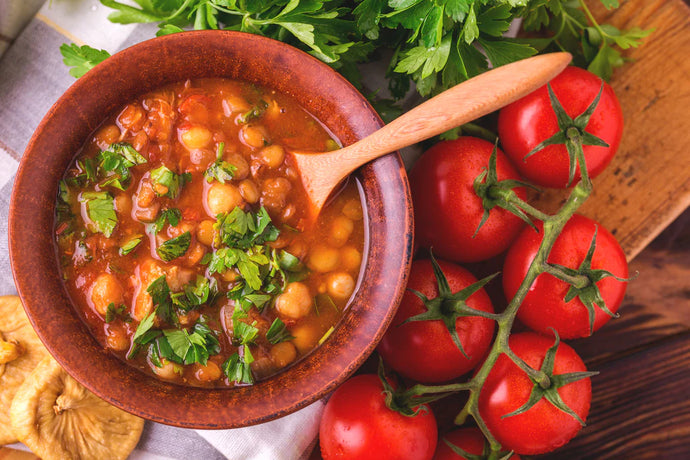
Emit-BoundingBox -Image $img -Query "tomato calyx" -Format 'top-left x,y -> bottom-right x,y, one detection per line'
543,227 -> 632,335
377,357 -> 465,417
404,253 -> 500,358
443,435 -> 517,460
503,331 -> 598,425
473,144 -> 538,235
524,82 -> 609,187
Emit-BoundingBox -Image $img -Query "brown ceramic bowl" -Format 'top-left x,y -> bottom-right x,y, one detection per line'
9,31 -> 412,428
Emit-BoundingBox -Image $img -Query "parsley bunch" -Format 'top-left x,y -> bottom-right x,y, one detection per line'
61,1 -> 651,103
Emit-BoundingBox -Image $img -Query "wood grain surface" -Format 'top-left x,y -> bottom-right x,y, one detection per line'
533,0 -> 690,261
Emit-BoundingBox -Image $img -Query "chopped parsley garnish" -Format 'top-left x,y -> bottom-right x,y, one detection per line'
157,231 -> 191,262
119,234 -> 143,256
97,142 -> 147,191
138,317 -> 221,366
318,326 -> 335,346
207,246 -> 270,290
214,206 -> 280,249
204,142 -> 237,184
222,348 -> 254,385
105,303 -> 131,323
79,191 -> 117,237
237,100 -> 268,125
150,165 -> 191,199
266,318 -> 294,345
232,320 -> 259,346
171,276 -> 219,311
149,208 -> 182,234
147,275 -> 174,325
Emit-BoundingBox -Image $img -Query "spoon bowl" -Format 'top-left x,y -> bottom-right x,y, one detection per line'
291,52 -> 573,216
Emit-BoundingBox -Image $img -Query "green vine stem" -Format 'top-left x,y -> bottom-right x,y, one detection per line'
451,143 -> 593,457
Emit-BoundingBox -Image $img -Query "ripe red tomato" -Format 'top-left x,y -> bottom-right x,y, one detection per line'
498,66 -> 623,188
410,137 -> 527,263
377,259 -> 495,383
478,333 -> 592,455
504,214 -> 628,338
320,374 -> 438,460
433,427 -> 521,460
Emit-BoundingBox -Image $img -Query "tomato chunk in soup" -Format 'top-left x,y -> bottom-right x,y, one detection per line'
54,78 -> 365,387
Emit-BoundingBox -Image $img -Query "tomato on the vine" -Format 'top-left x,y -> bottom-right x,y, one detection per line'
498,66 -> 623,188
478,333 -> 592,455
378,258 -> 495,383
504,214 -> 628,339
319,374 -> 438,460
433,427 -> 521,460
410,137 -> 527,263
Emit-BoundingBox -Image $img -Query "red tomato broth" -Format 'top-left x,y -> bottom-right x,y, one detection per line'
54,78 -> 366,388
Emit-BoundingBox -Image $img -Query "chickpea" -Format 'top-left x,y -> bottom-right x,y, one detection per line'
328,215 -> 354,248
270,341 -> 297,368
189,148 -> 215,167
114,193 -> 132,215
94,124 -> 121,149
342,199 -> 364,220
326,272 -> 356,300
197,220 -> 215,247
240,125 -> 267,148
180,125 -> 213,150
134,202 -> 160,223
193,361 -> 222,382
137,179 -> 155,208
291,323 -> 320,355
90,273 -> 124,316
275,282 -> 312,319
226,153 -> 249,180
178,310 -> 200,327
131,131 -> 149,152
152,359 -> 183,380
117,104 -> 145,131
238,179 -> 259,204
222,269 -> 239,282
258,144 -> 285,168
134,292 -> 153,321
206,182 -> 244,216
105,324 -> 130,352
182,242 -> 206,266
340,246 -> 362,272
222,95 -> 250,116
260,178 -> 291,209
307,245 -> 340,273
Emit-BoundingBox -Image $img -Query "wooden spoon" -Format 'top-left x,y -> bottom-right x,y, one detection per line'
291,52 -> 572,217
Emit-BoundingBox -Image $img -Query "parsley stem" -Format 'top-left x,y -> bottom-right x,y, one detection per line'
578,0 -> 606,37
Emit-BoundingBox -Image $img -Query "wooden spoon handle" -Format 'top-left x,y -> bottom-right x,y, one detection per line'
328,52 -> 572,179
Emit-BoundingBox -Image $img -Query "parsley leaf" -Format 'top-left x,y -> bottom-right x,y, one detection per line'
79,191 -> 117,237
60,43 -> 111,78
266,318 -> 295,344
147,275 -> 175,325
105,303 -> 131,323
204,142 -> 237,183
157,231 -> 191,262
119,234 -> 143,255
233,320 -> 259,346
97,142 -> 147,191
214,207 -> 280,249
150,208 -> 182,234
150,165 -> 191,199
222,349 -> 254,385
171,276 -> 219,311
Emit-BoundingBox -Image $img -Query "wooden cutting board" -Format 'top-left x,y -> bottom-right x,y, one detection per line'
534,0 -> 690,261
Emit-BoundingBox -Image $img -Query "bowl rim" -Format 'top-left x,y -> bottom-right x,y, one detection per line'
9,30 -> 413,428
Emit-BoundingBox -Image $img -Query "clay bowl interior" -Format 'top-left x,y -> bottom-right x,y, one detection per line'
9,31 -> 413,428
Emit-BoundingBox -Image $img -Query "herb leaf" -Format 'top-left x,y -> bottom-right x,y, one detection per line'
120,234 -> 143,255
204,142 -> 237,184
222,349 -> 254,385
79,191 -> 117,237
150,165 -> 191,199
266,318 -> 295,344
60,43 -> 111,78
157,231 -> 192,262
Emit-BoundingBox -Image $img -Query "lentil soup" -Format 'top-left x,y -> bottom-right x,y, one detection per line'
54,78 -> 365,388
